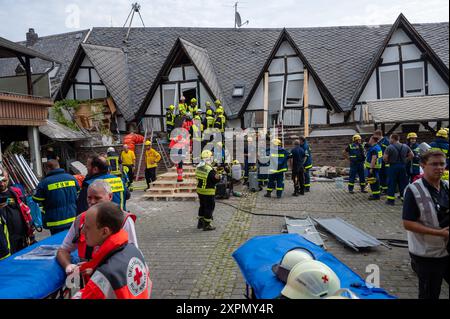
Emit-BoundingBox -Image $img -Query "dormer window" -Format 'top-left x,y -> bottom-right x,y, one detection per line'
232,85 -> 245,97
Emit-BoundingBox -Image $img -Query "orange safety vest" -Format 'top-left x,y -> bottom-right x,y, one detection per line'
76,211 -> 137,261
77,229 -> 151,299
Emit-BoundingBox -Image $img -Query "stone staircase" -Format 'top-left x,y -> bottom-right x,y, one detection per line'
141,165 -> 198,201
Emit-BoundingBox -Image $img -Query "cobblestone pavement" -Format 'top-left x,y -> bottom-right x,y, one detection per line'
36,180 -> 449,299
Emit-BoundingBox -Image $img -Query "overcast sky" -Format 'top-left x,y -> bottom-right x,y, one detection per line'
0,0 -> 448,41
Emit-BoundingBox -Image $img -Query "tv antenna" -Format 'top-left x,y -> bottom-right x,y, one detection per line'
234,2 -> 249,28
123,2 -> 146,42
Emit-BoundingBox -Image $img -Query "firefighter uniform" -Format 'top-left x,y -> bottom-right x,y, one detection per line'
74,229 -> 151,299
33,168 -> 79,234
345,139 -> 366,193
144,143 -> 161,189
430,129 -> 449,169
365,144 -> 383,200
214,109 -> 226,134
378,136 -> 390,193
196,151 -> 220,231
406,133 -> 421,183
106,151 -> 122,177
265,140 -> 291,198
166,105 -> 175,137
302,141 -> 313,191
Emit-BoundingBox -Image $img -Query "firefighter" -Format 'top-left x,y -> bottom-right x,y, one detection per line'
178,96 -> 187,116
33,160 -> 79,235
196,150 -> 221,231
374,130 -> 390,194
264,139 -> 291,199
191,117 -> 203,164
406,132 -> 421,183
205,101 -> 212,112
214,107 -> 226,134
299,137 -> 313,192
72,202 -> 151,299
188,98 -> 199,114
365,136 -> 383,200
343,134 -> 367,194
106,147 -> 122,177
144,141 -> 161,191
430,129 -> 449,169
166,105 -> 175,138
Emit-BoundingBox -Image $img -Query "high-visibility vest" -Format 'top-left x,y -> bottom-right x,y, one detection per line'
196,164 -> 216,195
365,144 -> 383,169
107,155 -> 121,176
166,112 -> 175,126
215,115 -> 226,133
192,124 -> 202,142
206,116 -> 215,129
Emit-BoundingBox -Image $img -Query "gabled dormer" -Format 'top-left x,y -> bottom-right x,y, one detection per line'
357,14 -> 449,104
239,29 -> 340,128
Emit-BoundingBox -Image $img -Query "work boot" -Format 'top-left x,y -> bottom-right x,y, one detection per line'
349,190 -> 355,194
385,200 -> 395,206
368,196 -> 380,200
292,192 -> 299,197
197,217 -> 205,229
361,189 -> 368,193
264,191 -> 271,198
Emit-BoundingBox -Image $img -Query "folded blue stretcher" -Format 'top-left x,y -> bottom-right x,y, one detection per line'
232,234 -> 396,299
0,230 -> 77,299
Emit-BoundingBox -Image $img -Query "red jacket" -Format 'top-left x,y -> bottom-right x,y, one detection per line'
74,229 -> 151,299
76,211 -> 136,261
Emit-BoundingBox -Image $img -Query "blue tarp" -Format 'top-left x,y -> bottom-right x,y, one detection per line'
0,230 -> 77,299
232,234 -> 396,299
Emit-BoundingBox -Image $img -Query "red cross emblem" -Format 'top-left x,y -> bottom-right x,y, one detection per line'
134,267 -> 143,285
322,275 -> 329,283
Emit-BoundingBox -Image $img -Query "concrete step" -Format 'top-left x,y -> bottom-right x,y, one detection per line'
142,193 -> 198,201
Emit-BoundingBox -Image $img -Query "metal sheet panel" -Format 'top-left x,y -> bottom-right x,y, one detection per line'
313,217 -> 387,251
285,217 -> 324,247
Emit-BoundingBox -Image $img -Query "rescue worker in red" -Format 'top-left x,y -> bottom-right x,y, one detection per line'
72,202 -> 151,299
57,180 -> 138,275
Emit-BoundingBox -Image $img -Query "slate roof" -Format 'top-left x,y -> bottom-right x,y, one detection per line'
81,43 -> 133,121
0,30 -> 90,97
83,21 -> 448,120
368,95 -> 449,124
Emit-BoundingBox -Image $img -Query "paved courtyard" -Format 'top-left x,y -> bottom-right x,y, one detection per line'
126,180 -> 448,299
35,180 -> 449,299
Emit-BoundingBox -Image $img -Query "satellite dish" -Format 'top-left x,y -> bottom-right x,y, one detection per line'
235,12 -> 249,28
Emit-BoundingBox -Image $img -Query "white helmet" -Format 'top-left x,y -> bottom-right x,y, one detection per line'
273,248 -> 314,283
281,260 -> 340,299
107,147 -> 115,153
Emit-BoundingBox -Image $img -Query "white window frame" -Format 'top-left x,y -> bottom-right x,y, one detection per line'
403,62 -> 425,97
284,73 -> 304,107
379,65 -> 400,99
162,84 -> 178,113
268,76 -> 284,115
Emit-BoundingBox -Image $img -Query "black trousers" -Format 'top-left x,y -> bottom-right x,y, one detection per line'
145,167 -> 157,186
292,166 -> 305,194
198,194 -> 215,221
50,227 -> 69,236
124,165 -> 134,185
410,253 -> 450,299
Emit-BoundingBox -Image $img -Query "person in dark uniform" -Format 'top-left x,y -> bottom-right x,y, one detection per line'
290,140 -> 306,196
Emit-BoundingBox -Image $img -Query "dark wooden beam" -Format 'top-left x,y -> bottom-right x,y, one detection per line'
386,123 -> 400,136
381,123 -> 386,136
421,122 -> 436,133
25,57 -> 33,95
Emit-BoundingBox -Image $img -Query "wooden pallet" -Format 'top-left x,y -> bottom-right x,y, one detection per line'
142,193 -> 198,201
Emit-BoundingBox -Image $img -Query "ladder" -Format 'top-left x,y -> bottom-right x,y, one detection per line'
156,137 -> 172,170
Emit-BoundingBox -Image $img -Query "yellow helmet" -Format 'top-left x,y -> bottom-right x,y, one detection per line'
352,134 -> 362,142
215,108 -> 224,114
407,132 -> 418,140
168,104 -> 175,111
272,139 -> 282,146
201,150 -> 213,159
437,129 -> 448,138
145,140 -> 151,146
206,109 -> 213,116
232,160 -> 240,165
190,98 -> 197,104
214,99 -> 221,106
205,101 -> 211,107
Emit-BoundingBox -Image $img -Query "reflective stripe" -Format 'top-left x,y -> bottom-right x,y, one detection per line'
1,220 -> 11,260
348,183 -> 355,186
304,184 -> 311,187
47,180 -> 76,191
46,216 -> 75,227
276,187 -> 284,191
386,196 -> 396,200
32,196 -> 45,201
266,188 -> 273,191
271,153 -> 285,158
197,188 -> 216,195
270,168 -> 288,173
304,165 -> 312,170
104,178 -> 125,192
90,270 -> 117,299
372,191 -> 381,195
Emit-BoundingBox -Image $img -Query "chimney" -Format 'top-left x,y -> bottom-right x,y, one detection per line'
26,28 -> 38,47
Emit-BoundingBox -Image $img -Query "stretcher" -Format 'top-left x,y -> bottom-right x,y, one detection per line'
0,230 -> 77,299
232,234 -> 396,299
